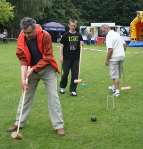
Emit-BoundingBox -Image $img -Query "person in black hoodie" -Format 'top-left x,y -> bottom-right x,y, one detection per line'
59,19 -> 83,96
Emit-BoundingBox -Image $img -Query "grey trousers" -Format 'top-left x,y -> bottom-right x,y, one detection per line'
109,60 -> 124,79
15,65 -> 64,130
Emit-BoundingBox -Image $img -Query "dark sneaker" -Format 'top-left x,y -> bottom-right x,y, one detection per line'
56,128 -> 65,136
108,85 -> 116,93
113,90 -> 120,97
71,91 -> 77,96
59,88 -> 65,94
7,124 -> 22,132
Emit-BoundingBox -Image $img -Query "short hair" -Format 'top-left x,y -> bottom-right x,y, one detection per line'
20,17 -> 36,30
69,18 -> 78,25
100,24 -> 110,30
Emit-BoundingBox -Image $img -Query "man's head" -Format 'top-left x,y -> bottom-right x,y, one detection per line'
68,19 -> 78,32
20,17 -> 36,39
100,24 -> 110,36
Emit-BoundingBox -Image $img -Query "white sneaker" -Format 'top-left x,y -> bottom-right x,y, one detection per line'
60,88 -> 65,94
113,90 -> 120,97
71,91 -> 77,96
108,85 -> 116,93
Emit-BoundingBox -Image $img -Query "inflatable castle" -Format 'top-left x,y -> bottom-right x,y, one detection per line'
129,11 -> 143,47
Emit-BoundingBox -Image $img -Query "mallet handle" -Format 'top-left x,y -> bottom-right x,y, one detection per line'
78,45 -> 83,79
16,66 -> 30,134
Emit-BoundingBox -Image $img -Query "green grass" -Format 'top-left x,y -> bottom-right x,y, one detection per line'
0,42 -> 143,149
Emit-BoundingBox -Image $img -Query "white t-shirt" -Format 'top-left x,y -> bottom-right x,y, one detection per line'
106,30 -> 125,61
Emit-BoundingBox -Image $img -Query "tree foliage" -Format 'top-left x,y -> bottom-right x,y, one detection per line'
3,0 -> 143,36
0,0 -> 14,24
7,0 -> 143,26
42,0 -> 80,24
71,0 -> 143,25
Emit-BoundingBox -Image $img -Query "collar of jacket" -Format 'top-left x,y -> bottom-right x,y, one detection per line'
17,24 -> 43,65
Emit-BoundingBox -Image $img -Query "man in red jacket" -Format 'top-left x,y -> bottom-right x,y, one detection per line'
8,17 -> 64,136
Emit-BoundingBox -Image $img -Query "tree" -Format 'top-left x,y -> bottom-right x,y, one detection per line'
0,0 -> 14,24
6,0 -> 51,37
4,0 -> 143,37
43,0 -> 80,25
7,0 -> 52,21
71,0 -> 143,25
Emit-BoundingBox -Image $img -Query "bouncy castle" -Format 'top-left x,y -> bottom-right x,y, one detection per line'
129,11 -> 143,47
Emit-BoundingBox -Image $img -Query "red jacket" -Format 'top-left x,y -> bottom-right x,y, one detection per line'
16,25 -> 59,73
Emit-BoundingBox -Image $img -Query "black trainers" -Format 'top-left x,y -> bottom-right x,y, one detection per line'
113,90 -> 120,97
7,124 -> 22,132
59,88 -> 65,94
108,85 -> 116,93
71,91 -> 77,96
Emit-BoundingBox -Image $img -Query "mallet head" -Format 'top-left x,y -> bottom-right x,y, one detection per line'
11,131 -> 23,140
121,86 -> 131,90
74,79 -> 82,83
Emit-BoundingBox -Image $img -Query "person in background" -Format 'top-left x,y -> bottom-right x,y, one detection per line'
3,29 -> 8,43
100,24 -> 126,97
59,19 -> 83,96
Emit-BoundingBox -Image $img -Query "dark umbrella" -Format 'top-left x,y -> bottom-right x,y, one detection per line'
43,22 -> 65,32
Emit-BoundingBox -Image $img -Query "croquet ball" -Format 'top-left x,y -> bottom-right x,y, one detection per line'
91,115 -> 96,122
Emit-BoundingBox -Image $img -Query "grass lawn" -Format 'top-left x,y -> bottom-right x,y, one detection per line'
0,42 -> 143,149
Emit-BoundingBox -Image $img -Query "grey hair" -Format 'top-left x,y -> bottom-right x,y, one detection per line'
100,24 -> 110,30
20,17 -> 36,30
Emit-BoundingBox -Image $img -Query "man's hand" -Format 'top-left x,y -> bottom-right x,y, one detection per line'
26,67 -> 34,78
21,66 -> 33,91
